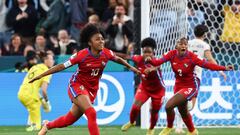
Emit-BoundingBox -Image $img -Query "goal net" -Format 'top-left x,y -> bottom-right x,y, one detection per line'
140,0 -> 240,128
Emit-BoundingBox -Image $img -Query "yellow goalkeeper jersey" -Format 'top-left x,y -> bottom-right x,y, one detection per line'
18,64 -> 52,100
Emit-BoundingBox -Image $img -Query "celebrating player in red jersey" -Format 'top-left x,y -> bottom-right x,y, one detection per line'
145,37 -> 233,135
29,24 -> 140,135
119,38 -> 165,135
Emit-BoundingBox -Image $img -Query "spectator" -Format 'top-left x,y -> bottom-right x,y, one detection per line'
40,0 -> 69,37
6,0 -> 38,46
69,0 -> 87,46
88,14 -> 100,25
39,0 -> 54,18
23,44 -> 35,56
102,0 -> 117,24
0,0 -> 11,49
53,29 -> 78,55
220,0 -> 240,43
88,0 -> 108,19
106,3 -> 133,54
2,34 -> 25,56
187,2 -> 205,39
34,34 -> 50,53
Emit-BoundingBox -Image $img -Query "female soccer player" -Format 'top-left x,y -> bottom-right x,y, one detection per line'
18,52 -> 54,131
144,37 -> 233,135
119,37 -> 165,135
29,24 -> 140,135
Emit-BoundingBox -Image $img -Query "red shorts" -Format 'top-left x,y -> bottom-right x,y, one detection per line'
174,79 -> 200,101
135,85 -> 165,108
68,83 -> 97,103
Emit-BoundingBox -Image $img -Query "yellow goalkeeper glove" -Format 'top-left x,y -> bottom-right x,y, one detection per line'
41,98 -> 51,113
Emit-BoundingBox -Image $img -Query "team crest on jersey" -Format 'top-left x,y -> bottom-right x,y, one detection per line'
102,61 -> 106,66
80,85 -> 85,91
184,63 -> 188,68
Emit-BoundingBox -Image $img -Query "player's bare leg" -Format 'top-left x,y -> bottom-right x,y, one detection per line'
177,97 -> 196,134
38,120 -> 49,135
38,104 -> 83,135
122,100 -> 143,131
159,93 -> 186,135
72,95 -> 100,135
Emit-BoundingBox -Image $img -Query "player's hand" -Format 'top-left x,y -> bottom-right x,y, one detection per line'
144,66 -> 157,74
129,66 -> 141,75
41,98 -> 52,113
29,76 -> 41,83
219,71 -> 227,81
144,56 -> 152,62
225,65 -> 234,71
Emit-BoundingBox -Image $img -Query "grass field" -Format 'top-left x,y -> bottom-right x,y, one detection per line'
0,126 -> 240,135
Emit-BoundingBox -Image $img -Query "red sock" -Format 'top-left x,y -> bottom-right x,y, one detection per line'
166,111 -> 175,128
85,107 -> 99,135
182,114 -> 195,132
130,104 -> 140,124
150,112 -> 158,129
47,111 -> 78,129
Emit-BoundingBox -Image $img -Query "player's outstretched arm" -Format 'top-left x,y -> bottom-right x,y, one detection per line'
205,50 -> 227,81
193,54 -> 234,71
114,52 -> 131,60
29,64 -> 65,83
113,56 -> 141,75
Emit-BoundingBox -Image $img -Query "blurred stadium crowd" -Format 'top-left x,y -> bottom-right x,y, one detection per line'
0,0 -> 239,72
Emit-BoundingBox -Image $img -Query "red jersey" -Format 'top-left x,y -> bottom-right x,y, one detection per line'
151,50 -> 226,89
132,55 -> 165,91
68,48 -> 115,94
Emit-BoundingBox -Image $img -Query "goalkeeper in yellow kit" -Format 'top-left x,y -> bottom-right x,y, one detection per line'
18,52 -> 54,131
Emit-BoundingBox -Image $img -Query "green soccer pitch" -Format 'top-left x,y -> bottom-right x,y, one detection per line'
0,126 -> 239,135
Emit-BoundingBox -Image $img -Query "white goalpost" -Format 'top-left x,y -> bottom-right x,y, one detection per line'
140,0 -> 240,129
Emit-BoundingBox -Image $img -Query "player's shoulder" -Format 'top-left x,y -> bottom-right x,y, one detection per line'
132,55 -> 143,61
71,48 -> 89,59
167,49 -> 177,55
102,48 -> 114,55
187,50 -> 197,57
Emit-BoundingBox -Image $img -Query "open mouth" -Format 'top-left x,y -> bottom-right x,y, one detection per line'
181,48 -> 186,52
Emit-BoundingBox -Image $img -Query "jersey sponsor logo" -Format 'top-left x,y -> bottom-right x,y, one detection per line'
173,62 -> 177,65
102,61 -> 106,66
80,85 -> 85,90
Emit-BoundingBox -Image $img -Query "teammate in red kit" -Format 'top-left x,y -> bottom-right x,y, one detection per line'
119,37 -> 165,135
29,24 -> 140,135
145,37 -> 233,135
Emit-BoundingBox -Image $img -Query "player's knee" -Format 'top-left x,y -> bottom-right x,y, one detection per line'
132,104 -> 141,111
165,103 -> 173,112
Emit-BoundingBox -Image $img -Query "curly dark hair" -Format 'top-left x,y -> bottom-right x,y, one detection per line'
141,37 -> 157,49
80,24 -> 105,48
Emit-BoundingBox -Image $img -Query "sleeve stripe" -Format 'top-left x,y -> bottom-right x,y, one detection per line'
63,60 -> 72,68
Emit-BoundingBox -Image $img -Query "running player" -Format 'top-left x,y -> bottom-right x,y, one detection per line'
119,37 -> 165,135
29,24 -> 140,135
144,37 -> 233,135
175,24 -> 227,134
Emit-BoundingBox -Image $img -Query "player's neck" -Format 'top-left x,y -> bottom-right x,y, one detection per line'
196,37 -> 204,40
90,49 -> 101,57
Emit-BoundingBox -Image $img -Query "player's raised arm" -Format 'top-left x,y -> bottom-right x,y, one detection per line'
29,64 -> 65,83
113,55 -> 141,75
192,52 -> 234,71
